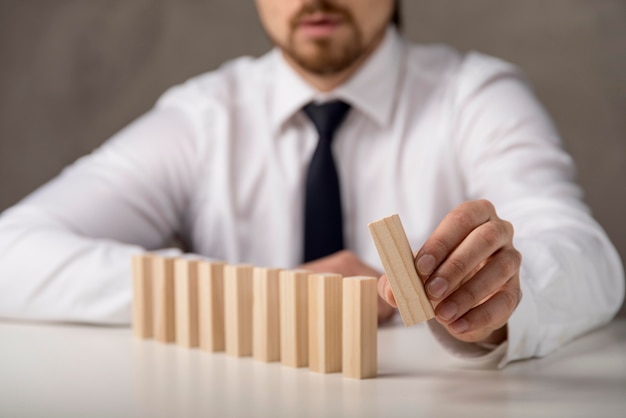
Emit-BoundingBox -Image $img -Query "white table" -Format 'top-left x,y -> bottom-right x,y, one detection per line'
1,317 -> 625,418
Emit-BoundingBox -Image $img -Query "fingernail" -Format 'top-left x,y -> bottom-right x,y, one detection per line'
426,276 -> 448,299
416,254 -> 436,276
437,301 -> 457,321
450,319 -> 468,334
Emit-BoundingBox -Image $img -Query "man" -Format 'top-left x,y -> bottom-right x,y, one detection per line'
0,0 -> 623,367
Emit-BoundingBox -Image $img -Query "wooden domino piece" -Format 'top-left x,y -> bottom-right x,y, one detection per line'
308,273 -> 342,374
198,261 -> 226,352
152,256 -> 176,343
174,258 -> 200,348
342,276 -> 377,379
368,214 -> 435,326
132,253 -> 153,339
279,270 -> 311,368
224,264 -> 254,357
252,267 -> 282,362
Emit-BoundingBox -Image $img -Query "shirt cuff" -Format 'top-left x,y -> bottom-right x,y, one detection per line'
500,274 -> 540,366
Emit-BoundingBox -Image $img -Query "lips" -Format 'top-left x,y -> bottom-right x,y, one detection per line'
296,13 -> 345,38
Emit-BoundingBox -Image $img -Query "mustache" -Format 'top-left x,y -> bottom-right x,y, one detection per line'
290,1 -> 353,28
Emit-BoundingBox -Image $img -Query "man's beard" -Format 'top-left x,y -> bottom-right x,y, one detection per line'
279,2 -> 364,75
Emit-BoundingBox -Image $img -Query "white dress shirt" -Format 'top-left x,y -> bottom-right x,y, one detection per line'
0,27 -> 623,367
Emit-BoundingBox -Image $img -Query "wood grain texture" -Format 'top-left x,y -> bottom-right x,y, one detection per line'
153,256 -> 176,343
198,261 -> 226,352
279,270 -> 311,368
253,267 -> 282,362
132,253 -> 153,339
342,276 -> 377,379
174,258 -> 200,348
308,273 -> 342,374
224,264 -> 254,357
368,214 -> 435,326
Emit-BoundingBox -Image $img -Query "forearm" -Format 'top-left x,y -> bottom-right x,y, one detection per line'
0,204 -> 182,323
507,219 -> 624,363
0,108 -> 198,323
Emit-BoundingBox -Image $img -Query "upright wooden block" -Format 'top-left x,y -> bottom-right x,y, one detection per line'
253,267 -> 282,362
368,214 -> 435,326
132,253 -> 153,339
342,276 -> 378,379
224,264 -> 254,357
198,261 -> 226,352
174,258 -> 200,348
308,273 -> 343,374
153,256 -> 176,343
279,270 -> 311,368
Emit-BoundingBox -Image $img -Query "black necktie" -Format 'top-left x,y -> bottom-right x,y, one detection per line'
302,100 -> 351,262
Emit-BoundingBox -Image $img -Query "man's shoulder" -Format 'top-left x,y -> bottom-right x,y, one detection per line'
403,39 -> 524,100
453,50 -> 525,105
154,51 -> 275,112
404,41 -> 520,84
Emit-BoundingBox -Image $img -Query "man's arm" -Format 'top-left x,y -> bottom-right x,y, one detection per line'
0,107 -> 198,323
380,53 -> 624,365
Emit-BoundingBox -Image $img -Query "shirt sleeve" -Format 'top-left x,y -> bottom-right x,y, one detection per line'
430,52 -> 625,367
0,106 -> 200,323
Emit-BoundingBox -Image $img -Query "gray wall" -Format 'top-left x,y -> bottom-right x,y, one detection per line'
1,1 -> 625,314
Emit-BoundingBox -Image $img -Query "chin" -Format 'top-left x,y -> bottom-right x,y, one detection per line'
290,45 -> 361,75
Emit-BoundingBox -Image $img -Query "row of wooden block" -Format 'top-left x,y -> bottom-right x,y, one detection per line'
132,254 -> 377,379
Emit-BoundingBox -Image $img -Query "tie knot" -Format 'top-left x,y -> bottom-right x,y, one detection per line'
303,100 -> 351,140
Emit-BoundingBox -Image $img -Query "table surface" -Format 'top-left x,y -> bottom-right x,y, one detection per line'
1,316 -> 625,418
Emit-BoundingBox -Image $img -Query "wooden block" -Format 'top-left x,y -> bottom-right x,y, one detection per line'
224,264 -> 254,357
368,214 -> 435,326
253,267 -> 282,362
279,270 -> 310,368
174,258 -> 200,348
152,256 -> 176,343
132,253 -> 153,339
198,261 -> 226,352
342,276 -> 377,379
308,273 -> 343,374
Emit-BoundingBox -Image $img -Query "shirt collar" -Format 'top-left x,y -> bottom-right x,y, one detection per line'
270,25 -> 404,133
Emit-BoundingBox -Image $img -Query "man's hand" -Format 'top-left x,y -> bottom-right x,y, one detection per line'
378,200 -> 521,344
300,250 -> 396,324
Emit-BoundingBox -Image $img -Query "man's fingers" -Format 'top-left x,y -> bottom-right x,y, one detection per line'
425,220 -> 515,301
446,277 -> 522,341
434,248 -> 520,324
404,199 -> 521,344
415,200 -> 495,279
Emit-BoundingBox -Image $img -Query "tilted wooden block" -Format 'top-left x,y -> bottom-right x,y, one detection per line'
198,261 -> 226,352
279,270 -> 311,368
368,214 -> 435,326
224,264 -> 254,357
174,258 -> 200,348
308,273 -> 343,374
132,253 -> 153,339
253,267 -> 282,362
342,276 -> 377,379
152,256 -> 176,343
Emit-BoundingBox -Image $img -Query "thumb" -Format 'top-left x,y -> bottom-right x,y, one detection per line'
377,274 -> 397,307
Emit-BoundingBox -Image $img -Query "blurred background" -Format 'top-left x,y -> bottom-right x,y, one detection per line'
0,0 -> 624,314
